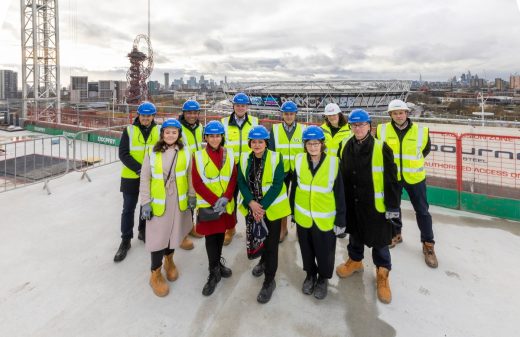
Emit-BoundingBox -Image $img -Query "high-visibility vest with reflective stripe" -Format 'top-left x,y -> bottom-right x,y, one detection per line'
238,150 -> 291,221
376,123 -> 428,184
221,115 -> 259,162
342,139 -> 386,213
121,125 -> 160,179
272,123 -> 305,173
193,148 -> 235,214
182,124 -> 204,154
321,123 -> 351,157
294,153 -> 339,231
148,148 -> 191,216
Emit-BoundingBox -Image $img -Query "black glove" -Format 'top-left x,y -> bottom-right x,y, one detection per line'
141,203 -> 152,220
188,196 -> 197,210
385,210 -> 400,220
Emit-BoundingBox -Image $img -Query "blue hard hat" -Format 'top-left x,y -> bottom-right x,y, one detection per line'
280,101 -> 298,113
232,92 -> 250,105
137,101 -> 157,115
348,109 -> 371,123
161,118 -> 182,130
182,100 -> 200,111
204,120 -> 225,135
302,125 -> 325,141
248,125 -> 269,140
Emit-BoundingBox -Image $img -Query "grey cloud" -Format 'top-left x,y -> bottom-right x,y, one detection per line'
204,39 -> 224,54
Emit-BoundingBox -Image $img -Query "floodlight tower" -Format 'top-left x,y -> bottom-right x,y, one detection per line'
20,0 -> 61,123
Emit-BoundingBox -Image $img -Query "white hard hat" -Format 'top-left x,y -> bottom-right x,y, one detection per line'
387,99 -> 410,112
324,103 -> 341,115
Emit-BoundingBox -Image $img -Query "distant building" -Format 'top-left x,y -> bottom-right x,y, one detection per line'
510,75 -> 520,90
0,70 -> 18,99
495,78 -> 508,91
88,82 -> 99,98
99,80 -> 127,103
187,76 -> 197,89
164,73 -> 170,90
147,80 -> 160,95
70,76 -> 88,103
173,77 -> 184,90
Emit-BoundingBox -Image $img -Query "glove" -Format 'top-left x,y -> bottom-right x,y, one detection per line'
188,196 -> 197,210
290,216 -> 297,227
333,225 -> 346,237
385,211 -> 400,220
213,205 -> 225,215
214,197 -> 229,210
141,203 -> 152,221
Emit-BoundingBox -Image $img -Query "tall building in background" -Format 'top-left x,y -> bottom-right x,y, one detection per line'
510,75 -> 520,90
99,80 -> 127,103
164,73 -> 170,90
70,76 -> 88,103
0,70 -> 18,99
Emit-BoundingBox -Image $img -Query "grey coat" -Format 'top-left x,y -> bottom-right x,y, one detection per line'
139,145 -> 195,252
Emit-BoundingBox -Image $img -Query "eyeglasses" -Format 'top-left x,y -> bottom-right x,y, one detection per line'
306,142 -> 322,147
350,123 -> 369,129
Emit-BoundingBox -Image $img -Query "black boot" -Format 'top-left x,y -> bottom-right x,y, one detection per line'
257,279 -> 276,304
138,230 -> 146,242
302,273 -> 316,295
313,276 -> 328,300
202,266 -> 221,296
113,239 -> 131,262
219,257 -> 232,278
252,260 -> 265,277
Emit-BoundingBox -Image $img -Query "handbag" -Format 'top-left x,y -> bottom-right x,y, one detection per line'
197,207 -> 221,222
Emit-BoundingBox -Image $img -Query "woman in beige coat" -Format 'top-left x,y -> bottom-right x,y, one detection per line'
139,118 -> 196,297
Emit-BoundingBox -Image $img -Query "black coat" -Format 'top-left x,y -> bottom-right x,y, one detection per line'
119,117 -> 157,194
339,134 -> 400,247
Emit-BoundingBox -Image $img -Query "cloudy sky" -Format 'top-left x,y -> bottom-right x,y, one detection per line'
1,0 -> 520,86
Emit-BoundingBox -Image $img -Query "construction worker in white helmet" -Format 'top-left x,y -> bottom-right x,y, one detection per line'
321,103 -> 351,157
375,99 -> 438,268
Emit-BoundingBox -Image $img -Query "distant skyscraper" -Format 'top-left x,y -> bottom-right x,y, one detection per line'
164,73 -> 170,90
510,75 -> 520,90
70,76 -> 88,103
0,70 -> 18,99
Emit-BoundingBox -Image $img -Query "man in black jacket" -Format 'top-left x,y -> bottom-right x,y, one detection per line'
336,109 -> 400,304
114,102 -> 160,262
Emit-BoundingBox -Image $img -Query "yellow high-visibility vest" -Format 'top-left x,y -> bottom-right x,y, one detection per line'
321,123 -> 351,157
121,125 -> 160,179
181,124 -> 203,154
376,123 -> 428,184
341,138 -> 386,213
148,148 -> 191,216
272,123 -> 305,173
238,150 -> 291,221
221,115 -> 258,162
294,153 -> 338,231
193,148 -> 235,214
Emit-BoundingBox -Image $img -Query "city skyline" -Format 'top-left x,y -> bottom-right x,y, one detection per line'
1,0 -> 520,86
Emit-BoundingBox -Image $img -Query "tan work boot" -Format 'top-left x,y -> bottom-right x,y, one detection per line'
423,242 -> 438,268
149,267 -> 169,297
389,233 -> 403,249
163,253 -> 179,282
223,227 -> 236,246
279,217 -> 288,243
336,259 -> 364,278
180,236 -> 194,250
189,227 -> 203,238
376,267 -> 392,304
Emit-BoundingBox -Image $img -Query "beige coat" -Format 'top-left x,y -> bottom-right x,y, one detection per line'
140,145 -> 195,252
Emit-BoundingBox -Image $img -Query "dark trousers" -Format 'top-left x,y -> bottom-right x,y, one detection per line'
259,218 -> 281,283
151,248 -> 175,271
394,179 -> 434,243
347,235 -> 392,270
296,224 -> 336,279
205,233 -> 225,270
121,192 -> 146,240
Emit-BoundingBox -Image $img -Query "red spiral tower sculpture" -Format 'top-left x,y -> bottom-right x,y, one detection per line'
126,34 -> 154,104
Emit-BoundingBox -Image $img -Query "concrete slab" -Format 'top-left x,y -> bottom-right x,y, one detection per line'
0,163 -> 518,337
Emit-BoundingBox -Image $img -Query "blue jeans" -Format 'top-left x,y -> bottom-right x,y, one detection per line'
120,193 -> 146,240
394,179 -> 434,243
347,235 -> 391,270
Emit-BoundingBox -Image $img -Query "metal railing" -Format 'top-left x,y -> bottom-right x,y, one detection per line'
1,135 -> 71,194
